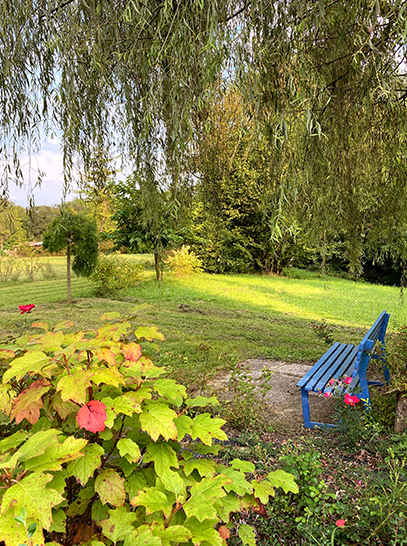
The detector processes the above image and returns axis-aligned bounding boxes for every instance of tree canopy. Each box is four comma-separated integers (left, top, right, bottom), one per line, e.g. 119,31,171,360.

2,0,407,273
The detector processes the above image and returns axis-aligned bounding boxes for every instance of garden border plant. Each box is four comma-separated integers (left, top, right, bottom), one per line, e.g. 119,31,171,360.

0,308,298,546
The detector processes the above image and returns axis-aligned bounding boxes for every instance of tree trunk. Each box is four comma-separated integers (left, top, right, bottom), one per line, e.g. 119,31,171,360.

394,391,407,433
154,249,162,282
67,238,72,303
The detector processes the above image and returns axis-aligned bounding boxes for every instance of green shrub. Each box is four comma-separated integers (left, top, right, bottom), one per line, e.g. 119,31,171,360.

164,245,203,277
90,255,143,295
0,311,297,545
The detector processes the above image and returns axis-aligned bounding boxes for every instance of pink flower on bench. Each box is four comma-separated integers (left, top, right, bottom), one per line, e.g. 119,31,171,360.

19,304,35,314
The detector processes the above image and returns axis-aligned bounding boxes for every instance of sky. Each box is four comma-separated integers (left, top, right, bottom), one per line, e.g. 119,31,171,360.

9,137,77,208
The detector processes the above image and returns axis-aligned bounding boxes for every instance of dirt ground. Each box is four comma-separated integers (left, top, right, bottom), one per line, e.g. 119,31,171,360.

208,359,337,434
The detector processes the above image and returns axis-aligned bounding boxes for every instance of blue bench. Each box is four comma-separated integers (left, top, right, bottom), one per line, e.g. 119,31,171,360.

297,311,390,428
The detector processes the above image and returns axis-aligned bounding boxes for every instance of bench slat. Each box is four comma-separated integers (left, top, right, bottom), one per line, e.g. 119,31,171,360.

296,342,340,388
305,343,354,391
314,344,359,392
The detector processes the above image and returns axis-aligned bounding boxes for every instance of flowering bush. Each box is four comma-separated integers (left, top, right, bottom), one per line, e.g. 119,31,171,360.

0,310,297,545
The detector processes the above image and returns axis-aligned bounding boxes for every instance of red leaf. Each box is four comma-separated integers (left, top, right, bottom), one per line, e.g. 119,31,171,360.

10,379,51,425
77,400,107,433
122,342,142,362
218,526,230,541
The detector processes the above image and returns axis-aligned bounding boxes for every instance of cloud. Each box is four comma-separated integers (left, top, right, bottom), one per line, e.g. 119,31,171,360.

9,147,78,207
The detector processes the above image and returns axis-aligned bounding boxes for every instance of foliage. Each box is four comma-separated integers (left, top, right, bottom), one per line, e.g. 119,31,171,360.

111,177,187,281
219,361,273,431
0,312,298,546
309,320,336,346
164,246,203,277
43,212,98,278
386,325,407,393
90,255,143,296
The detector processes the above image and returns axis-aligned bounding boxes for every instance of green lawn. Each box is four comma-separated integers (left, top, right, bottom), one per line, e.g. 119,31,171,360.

0,256,405,376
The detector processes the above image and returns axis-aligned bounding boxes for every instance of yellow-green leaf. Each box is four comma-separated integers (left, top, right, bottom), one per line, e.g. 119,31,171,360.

56,369,93,404
100,506,139,543
117,438,141,463
67,443,104,486
95,468,125,507
3,351,49,384
144,441,179,477
1,472,64,529
139,401,178,442
267,469,298,494
190,413,227,446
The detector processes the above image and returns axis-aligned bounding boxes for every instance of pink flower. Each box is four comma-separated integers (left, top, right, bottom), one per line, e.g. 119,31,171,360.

344,376,352,385
329,379,335,386
357,480,362,486
344,394,360,406
336,519,345,528
19,304,35,314
324,392,333,398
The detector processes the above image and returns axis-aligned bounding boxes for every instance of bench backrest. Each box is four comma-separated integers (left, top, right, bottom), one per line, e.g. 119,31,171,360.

353,310,390,378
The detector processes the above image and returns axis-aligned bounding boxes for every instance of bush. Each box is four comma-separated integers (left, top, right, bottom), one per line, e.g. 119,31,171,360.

0,312,297,545
164,245,203,277
90,255,143,295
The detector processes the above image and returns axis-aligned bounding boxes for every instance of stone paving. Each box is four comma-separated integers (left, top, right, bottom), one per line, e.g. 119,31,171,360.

208,359,336,433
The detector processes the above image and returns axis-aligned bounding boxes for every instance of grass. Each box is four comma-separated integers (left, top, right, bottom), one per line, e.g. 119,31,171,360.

0,255,406,380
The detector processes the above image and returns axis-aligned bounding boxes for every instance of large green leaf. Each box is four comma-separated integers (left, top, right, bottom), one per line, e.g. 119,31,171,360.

144,441,179,477
23,436,88,472
183,475,231,522
220,467,252,496
174,414,193,441
181,458,217,477
0,430,29,455
183,517,223,546
0,509,45,546
153,379,187,406
239,524,256,546
3,351,49,383
135,326,165,341
268,470,298,494
1,472,64,529
56,369,93,404
100,506,139,543
213,491,241,522
67,443,104,486
130,488,173,517
124,526,163,546
92,367,125,388
158,470,185,500
139,401,178,442
117,438,141,463
154,525,193,545
95,468,126,507
190,413,228,446
252,479,276,503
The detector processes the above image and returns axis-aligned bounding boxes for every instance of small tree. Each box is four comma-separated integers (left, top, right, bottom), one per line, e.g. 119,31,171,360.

43,212,98,303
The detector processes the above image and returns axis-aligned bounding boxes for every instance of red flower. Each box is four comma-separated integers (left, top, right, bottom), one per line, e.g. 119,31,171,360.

344,394,360,406
19,304,35,314
336,519,346,528
344,376,352,385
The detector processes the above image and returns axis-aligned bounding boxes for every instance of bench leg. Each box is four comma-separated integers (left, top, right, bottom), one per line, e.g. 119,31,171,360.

301,387,338,429
301,387,312,428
